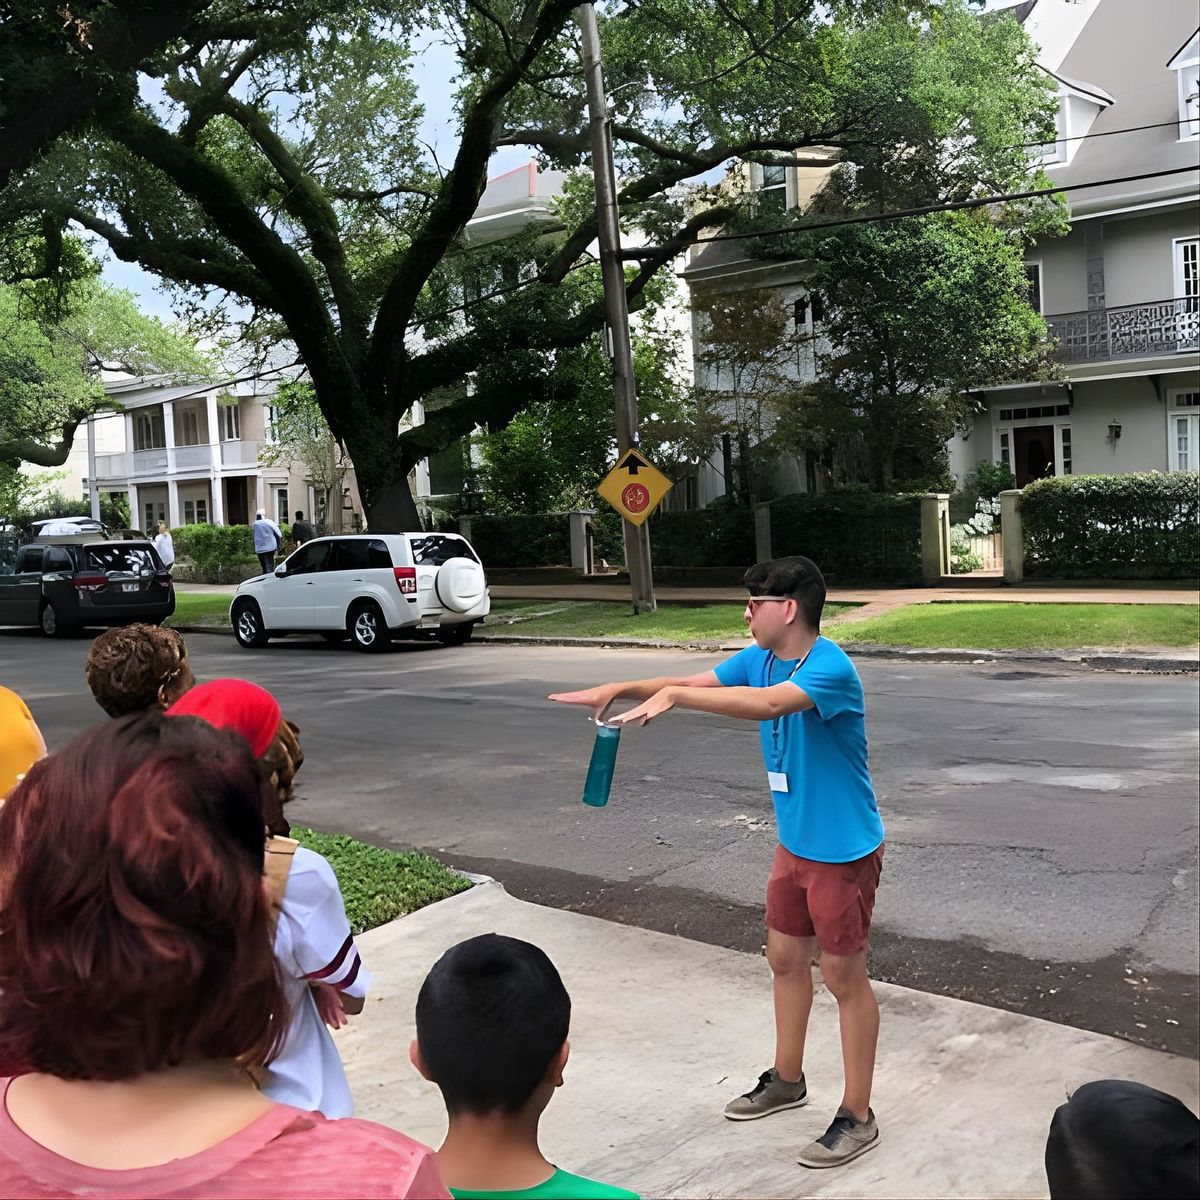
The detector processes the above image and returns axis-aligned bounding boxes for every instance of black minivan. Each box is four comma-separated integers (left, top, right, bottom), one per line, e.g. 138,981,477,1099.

0,538,175,637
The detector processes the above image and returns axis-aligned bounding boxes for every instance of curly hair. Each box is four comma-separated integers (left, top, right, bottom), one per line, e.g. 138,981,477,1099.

85,624,191,717
260,717,304,836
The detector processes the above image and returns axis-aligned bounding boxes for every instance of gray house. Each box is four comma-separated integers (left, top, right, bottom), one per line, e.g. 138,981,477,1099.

951,0,1200,486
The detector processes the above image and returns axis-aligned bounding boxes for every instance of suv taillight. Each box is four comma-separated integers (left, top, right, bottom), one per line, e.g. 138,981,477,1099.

156,569,173,588
73,572,108,592
393,566,417,595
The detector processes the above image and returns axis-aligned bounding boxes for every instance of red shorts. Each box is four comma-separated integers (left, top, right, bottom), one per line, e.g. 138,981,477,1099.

765,843,884,956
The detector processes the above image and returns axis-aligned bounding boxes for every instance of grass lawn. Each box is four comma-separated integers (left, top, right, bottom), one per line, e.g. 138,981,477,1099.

292,825,472,933
166,592,234,626
831,602,1199,650
482,599,856,643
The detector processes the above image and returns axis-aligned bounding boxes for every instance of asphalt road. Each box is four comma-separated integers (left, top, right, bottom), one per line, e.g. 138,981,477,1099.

3,629,1197,1057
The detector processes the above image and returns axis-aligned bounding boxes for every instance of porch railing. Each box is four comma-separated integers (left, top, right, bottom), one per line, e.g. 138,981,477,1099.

1046,297,1199,364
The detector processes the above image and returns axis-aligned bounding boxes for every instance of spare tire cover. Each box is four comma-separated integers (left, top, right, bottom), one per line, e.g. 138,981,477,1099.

434,556,486,613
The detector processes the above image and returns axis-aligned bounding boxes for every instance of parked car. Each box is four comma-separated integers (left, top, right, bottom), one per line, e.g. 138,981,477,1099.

0,534,175,637
230,532,489,651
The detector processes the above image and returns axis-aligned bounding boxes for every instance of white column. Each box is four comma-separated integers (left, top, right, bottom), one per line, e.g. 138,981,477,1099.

999,489,1024,584
128,483,141,532
167,479,181,528
161,402,177,473
206,390,224,523
87,416,101,520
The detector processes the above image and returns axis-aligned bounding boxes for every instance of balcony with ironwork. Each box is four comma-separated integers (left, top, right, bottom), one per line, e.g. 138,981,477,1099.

1046,297,1199,365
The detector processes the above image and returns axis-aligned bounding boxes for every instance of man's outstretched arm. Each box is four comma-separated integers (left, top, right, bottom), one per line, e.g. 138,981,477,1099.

549,669,721,719
613,682,815,726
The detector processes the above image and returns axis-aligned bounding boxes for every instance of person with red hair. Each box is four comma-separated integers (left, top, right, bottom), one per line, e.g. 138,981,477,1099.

0,713,447,1198
167,678,369,1119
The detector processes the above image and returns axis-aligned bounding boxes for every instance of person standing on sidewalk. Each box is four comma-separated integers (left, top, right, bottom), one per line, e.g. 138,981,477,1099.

292,510,316,547
548,556,885,1170
253,510,284,574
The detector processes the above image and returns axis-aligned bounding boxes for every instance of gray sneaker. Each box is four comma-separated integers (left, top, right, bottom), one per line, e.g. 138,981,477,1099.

723,1068,808,1121
797,1106,880,1168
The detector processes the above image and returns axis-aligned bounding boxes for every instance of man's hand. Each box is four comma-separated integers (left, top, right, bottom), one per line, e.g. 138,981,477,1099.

311,982,348,1029
611,687,676,726
547,683,623,720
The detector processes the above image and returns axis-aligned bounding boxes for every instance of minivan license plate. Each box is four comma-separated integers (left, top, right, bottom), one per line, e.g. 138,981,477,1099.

122,583,139,592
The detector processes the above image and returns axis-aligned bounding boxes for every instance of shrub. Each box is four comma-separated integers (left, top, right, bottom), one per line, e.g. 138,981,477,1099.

648,501,757,568
465,513,571,567
769,492,923,581
969,460,1016,499
1021,473,1200,579
949,525,983,573
171,523,290,583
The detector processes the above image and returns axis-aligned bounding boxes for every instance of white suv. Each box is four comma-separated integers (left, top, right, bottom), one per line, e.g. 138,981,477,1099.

230,532,488,651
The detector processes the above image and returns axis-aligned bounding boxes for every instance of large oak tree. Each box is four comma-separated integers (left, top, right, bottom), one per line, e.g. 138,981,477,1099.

3,0,1052,526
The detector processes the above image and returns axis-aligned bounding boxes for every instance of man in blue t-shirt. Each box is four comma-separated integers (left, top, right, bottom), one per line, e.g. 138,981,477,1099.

549,556,885,1170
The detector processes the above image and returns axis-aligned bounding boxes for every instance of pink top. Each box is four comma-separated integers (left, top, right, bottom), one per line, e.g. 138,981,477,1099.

0,1079,449,1199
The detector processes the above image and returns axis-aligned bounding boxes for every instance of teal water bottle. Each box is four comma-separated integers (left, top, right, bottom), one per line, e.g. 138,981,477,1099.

582,722,621,807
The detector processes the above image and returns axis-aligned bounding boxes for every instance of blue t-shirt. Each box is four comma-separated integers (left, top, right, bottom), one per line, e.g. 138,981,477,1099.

713,638,884,863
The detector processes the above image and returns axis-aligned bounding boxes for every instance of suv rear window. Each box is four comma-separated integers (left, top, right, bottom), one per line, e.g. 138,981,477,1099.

332,538,393,570
408,535,478,566
85,544,160,575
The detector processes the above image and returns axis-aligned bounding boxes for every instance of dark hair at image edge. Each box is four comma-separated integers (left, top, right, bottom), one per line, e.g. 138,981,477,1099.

744,555,827,630
416,933,571,1116
0,712,287,1080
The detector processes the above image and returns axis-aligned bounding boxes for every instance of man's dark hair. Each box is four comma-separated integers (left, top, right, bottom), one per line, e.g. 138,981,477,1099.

295,511,305,521
416,934,570,1116
743,556,827,630
1045,1079,1199,1200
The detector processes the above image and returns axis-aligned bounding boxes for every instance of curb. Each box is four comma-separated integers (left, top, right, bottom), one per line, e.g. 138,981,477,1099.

166,623,1199,673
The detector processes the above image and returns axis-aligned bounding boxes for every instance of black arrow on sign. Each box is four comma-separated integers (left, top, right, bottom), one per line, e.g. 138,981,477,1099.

617,452,644,475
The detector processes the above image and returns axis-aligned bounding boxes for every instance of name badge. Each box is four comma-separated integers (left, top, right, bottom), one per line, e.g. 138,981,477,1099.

767,771,789,793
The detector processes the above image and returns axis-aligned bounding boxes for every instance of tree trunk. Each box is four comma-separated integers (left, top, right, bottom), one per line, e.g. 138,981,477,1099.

365,476,422,532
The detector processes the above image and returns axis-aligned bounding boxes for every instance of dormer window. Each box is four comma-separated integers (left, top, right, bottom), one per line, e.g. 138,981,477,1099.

1168,30,1199,139
1038,69,1113,166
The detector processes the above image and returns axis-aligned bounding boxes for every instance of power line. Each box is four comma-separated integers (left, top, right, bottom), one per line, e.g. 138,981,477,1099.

671,164,1199,248
1018,118,1186,147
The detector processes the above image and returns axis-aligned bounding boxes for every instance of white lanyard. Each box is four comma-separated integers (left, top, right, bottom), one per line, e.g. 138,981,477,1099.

766,644,814,771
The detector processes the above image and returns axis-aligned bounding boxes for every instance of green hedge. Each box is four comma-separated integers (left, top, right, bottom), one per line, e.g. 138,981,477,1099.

172,523,290,580
648,504,757,568
465,514,571,568
1021,473,1200,579
769,492,923,581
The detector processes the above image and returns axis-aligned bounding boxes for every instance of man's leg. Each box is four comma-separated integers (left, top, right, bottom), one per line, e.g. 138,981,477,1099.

767,928,816,1084
817,948,878,1122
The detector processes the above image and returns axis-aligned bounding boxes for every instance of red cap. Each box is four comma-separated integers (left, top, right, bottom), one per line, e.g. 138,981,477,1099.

166,678,282,758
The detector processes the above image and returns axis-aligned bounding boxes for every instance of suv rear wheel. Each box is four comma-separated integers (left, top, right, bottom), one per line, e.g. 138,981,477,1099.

233,599,270,648
436,621,475,647
349,600,391,652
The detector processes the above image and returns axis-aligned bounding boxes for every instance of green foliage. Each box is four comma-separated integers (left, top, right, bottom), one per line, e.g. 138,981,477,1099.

466,514,572,568
172,522,258,571
291,826,471,935
769,492,923,581
0,468,128,532
2,0,1054,525
969,460,1016,499
1021,473,1200,580
648,502,757,568
949,525,983,574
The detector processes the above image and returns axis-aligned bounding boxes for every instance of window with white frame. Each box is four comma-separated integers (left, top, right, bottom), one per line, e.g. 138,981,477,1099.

998,430,1010,471
183,498,209,524
218,403,240,441
1168,390,1199,471
133,409,166,450
275,487,288,525
1169,32,1199,139
175,407,201,446
1023,263,1043,314
755,163,787,212
143,500,166,532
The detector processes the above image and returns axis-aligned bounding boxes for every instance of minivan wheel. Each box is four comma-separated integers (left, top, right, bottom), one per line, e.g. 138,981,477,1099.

349,601,391,652
232,599,270,648
39,602,73,638
436,621,474,647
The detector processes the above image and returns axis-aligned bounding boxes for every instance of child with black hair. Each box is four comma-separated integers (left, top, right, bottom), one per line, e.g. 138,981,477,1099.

411,935,638,1200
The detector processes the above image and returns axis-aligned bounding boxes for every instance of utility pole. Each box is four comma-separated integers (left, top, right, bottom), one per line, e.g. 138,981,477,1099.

576,2,656,613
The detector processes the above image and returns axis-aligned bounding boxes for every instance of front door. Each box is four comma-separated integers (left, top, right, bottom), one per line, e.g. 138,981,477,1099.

225,477,249,526
1013,425,1055,487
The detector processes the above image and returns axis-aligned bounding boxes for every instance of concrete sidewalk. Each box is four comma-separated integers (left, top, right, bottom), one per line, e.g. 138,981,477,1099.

334,882,1199,1199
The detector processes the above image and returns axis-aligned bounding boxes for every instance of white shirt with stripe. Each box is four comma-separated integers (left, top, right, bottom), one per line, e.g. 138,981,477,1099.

263,845,372,1117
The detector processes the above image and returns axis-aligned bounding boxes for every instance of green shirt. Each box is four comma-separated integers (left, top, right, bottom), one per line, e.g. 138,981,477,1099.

448,1167,639,1199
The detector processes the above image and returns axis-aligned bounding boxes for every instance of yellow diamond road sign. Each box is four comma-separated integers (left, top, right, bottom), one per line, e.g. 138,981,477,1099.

596,448,673,526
